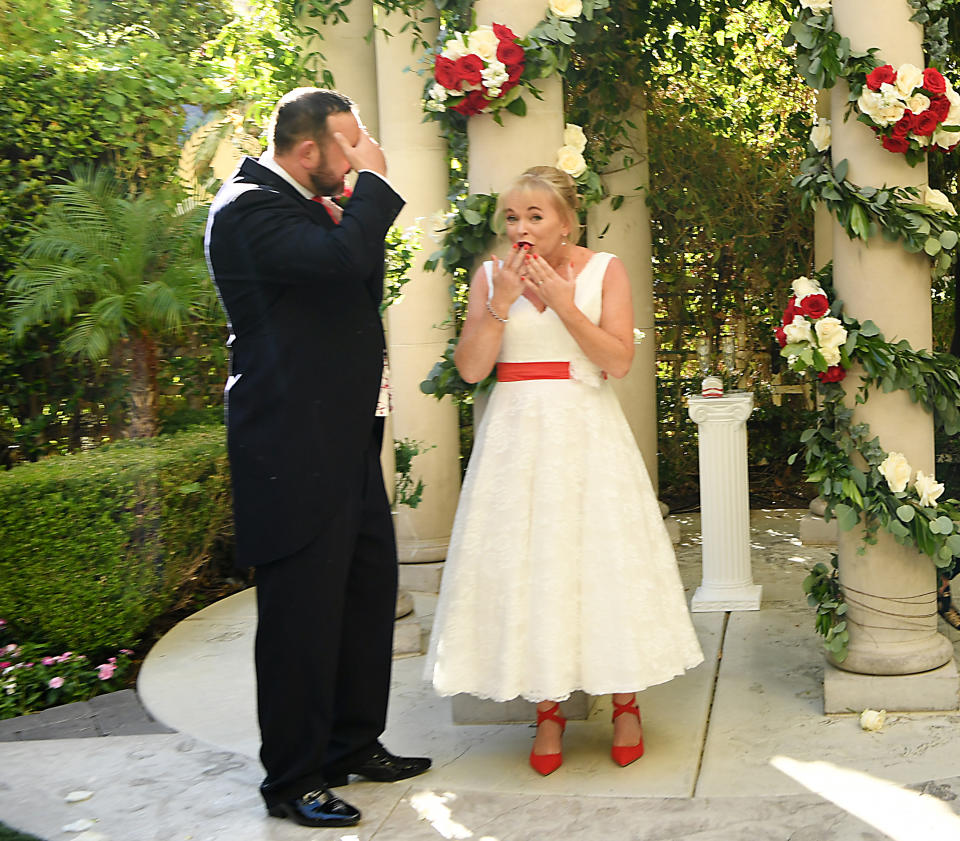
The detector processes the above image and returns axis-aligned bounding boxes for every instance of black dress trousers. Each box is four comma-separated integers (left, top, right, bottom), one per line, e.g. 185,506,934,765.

253,418,397,806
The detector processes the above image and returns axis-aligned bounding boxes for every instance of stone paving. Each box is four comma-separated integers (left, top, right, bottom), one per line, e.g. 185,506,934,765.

4,511,960,841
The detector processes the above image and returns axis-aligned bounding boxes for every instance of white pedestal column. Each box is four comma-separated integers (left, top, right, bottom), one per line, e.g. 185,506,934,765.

687,392,762,611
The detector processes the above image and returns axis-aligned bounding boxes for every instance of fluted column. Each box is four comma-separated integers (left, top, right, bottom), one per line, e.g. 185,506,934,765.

467,0,564,193
687,393,762,611
586,106,658,492
375,7,461,562
829,0,951,675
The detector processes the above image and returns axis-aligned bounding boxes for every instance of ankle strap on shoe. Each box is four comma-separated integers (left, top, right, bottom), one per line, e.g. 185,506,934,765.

536,702,566,728
612,697,639,720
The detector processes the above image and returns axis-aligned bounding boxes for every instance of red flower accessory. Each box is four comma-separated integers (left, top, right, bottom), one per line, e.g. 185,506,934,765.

913,109,940,137
923,67,947,95
818,365,847,384
866,64,897,91
929,95,951,122
882,134,910,154
799,293,830,319
434,56,460,90
454,55,484,86
497,40,524,66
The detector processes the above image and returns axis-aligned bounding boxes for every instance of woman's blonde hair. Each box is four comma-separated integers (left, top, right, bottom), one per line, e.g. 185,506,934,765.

496,165,581,239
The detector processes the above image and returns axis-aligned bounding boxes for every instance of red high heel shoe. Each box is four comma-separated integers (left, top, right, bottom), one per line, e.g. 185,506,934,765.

529,702,566,776
611,696,644,766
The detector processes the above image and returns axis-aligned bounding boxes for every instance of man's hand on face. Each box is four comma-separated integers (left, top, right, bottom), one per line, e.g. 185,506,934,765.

333,129,387,177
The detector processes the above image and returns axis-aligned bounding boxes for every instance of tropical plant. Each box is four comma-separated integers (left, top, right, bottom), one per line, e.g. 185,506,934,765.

8,166,216,438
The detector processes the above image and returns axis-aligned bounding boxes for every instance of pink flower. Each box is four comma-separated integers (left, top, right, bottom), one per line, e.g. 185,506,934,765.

0,619,6,627
120,649,133,656
42,657,57,666
49,677,64,689
0,662,10,669
97,663,116,681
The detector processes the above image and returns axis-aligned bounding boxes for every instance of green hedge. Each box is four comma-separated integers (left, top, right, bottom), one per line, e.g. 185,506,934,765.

0,426,232,653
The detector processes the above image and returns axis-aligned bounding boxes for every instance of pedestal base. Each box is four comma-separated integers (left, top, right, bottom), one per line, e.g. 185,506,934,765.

393,613,423,657
664,515,680,545
397,536,449,563
691,583,762,613
799,513,838,546
398,561,444,594
824,659,959,713
451,691,594,724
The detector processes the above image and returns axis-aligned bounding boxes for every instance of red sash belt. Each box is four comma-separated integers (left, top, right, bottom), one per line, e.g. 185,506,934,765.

496,361,571,381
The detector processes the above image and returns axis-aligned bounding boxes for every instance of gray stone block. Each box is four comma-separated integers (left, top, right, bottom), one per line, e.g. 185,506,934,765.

18,719,98,739
398,561,444,594
0,717,25,741
90,690,174,736
393,616,422,657
29,701,92,723
824,659,960,713
451,691,595,724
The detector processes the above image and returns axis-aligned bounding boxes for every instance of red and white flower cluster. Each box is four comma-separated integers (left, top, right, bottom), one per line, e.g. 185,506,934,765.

426,24,525,117
776,276,848,383
857,63,960,155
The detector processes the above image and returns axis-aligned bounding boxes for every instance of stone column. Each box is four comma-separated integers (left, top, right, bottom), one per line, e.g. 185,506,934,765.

467,0,565,193
586,106,679,542
303,0,379,138
825,0,955,701
687,393,762,611
375,7,461,567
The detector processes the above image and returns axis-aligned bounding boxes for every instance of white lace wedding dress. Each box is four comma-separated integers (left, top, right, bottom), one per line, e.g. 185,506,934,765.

425,251,704,702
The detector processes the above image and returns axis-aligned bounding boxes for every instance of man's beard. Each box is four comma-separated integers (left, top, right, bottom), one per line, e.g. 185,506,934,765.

309,169,344,197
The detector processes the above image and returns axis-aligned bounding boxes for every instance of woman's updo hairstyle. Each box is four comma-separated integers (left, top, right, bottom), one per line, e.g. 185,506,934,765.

496,165,581,239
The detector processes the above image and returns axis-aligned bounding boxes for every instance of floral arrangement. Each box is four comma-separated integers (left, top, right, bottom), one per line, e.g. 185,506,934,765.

425,23,527,118
855,63,960,164
0,618,133,719
555,122,587,178
775,275,848,384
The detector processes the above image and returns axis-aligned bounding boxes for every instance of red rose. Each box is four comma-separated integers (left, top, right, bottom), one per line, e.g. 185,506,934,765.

892,111,915,137
913,109,940,136
452,89,490,117
928,95,950,122
818,365,847,383
866,64,897,91
434,55,460,90
923,67,947,95
506,61,524,83
775,326,787,348
454,54,484,86
800,293,830,319
493,23,517,41
882,134,910,153
497,40,525,66
782,295,798,326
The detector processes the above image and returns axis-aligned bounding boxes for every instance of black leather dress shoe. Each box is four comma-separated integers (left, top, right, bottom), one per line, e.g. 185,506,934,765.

266,788,361,827
327,743,432,786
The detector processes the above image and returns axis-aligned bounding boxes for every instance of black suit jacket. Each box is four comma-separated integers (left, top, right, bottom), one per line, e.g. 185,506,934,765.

205,158,405,567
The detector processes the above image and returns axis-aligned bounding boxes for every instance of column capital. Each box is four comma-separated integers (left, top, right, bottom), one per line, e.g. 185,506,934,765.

687,392,754,425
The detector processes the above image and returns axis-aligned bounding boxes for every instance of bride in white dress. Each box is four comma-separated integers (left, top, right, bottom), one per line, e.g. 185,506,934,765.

424,166,703,775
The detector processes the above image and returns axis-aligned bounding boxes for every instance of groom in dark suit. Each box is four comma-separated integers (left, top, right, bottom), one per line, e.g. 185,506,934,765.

204,88,430,828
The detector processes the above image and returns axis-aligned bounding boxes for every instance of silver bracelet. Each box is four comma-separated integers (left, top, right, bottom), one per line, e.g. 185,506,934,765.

485,299,508,323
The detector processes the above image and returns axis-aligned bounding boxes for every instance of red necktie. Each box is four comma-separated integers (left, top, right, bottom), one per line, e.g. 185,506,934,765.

312,196,341,224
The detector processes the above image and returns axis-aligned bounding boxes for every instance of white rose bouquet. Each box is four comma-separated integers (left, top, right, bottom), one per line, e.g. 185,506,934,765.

775,276,848,383
855,63,960,165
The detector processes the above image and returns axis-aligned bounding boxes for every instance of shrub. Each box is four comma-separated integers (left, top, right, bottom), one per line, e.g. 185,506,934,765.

0,426,232,653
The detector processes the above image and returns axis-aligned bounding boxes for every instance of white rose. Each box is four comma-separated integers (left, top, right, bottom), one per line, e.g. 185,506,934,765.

791,275,822,301
810,118,831,152
858,89,901,126
907,92,931,114
563,123,587,153
467,26,500,62
820,343,842,366
784,314,814,345
923,187,957,216
429,83,448,102
916,134,931,147
441,33,470,60
555,145,587,178
799,0,832,11
549,0,583,18
878,451,912,494
914,471,945,507
814,316,847,350
860,709,886,731
895,63,925,97
933,126,960,149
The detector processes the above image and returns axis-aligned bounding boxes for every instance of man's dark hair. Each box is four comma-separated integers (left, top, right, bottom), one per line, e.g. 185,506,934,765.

270,88,354,154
